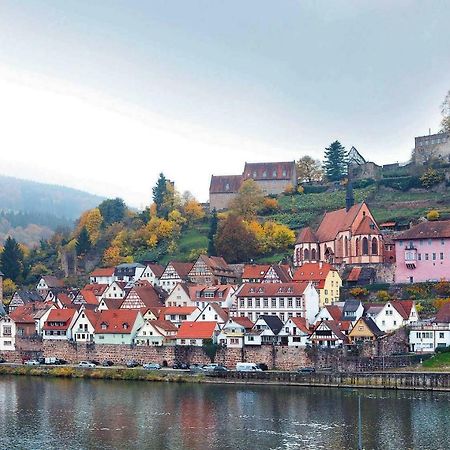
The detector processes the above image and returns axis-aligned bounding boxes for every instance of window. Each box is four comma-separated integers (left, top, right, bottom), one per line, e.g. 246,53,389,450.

264,299,268,308
296,299,301,307
362,237,369,255
440,253,444,260
288,299,293,307
240,300,245,308
371,238,378,255
248,299,252,307
418,253,422,261
425,254,429,260
256,299,260,308
271,299,276,308
433,253,436,260
439,332,445,339
279,299,284,307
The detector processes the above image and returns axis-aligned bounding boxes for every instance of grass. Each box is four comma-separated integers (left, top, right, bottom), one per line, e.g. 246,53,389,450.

422,352,450,370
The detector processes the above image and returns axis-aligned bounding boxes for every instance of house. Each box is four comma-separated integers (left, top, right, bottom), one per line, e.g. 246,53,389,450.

8,290,42,312
188,284,236,310
138,263,165,286
217,317,254,348
120,281,166,310
94,309,144,345
98,298,124,311
251,315,284,345
209,161,297,211
42,309,77,340
114,263,146,283
294,202,384,266
176,321,220,346
36,276,64,298
188,255,237,285
103,281,129,299
159,262,194,293
278,317,311,347
163,306,200,328
314,305,343,324
309,321,349,348
342,300,364,323
235,282,319,324
71,309,100,342
80,284,108,302
89,267,115,285
242,264,271,283
412,131,450,165
52,292,76,310
293,262,342,307
348,317,385,344
74,289,101,307
383,235,396,263
394,220,450,283
409,323,450,353
195,303,228,325
262,265,292,283
342,266,377,287
368,300,419,332
135,320,178,346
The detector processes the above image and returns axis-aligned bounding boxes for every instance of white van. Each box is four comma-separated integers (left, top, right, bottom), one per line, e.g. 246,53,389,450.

236,362,262,372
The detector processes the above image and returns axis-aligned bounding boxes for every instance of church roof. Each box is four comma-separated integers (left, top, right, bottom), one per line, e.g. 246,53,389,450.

354,215,380,235
315,203,363,242
296,227,319,244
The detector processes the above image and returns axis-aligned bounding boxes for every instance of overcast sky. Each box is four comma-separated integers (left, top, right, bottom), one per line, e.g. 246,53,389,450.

0,0,449,207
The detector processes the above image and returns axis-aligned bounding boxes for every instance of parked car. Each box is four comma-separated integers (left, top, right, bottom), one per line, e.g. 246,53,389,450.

202,363,220,372
256,363,269,371
143,363,161,370
297,367,315,373
56,358,67,365
78,361,96,368
25,359,40,366
0,357,6,364
213,365,229,373
101,360,114,367
173,361,190,370
236,363,262,372
190,364,204,374
126,360,139,368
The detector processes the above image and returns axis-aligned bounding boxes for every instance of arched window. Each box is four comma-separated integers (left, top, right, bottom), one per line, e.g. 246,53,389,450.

304,248,310,261
355,238,360,256
372,238,378,255
296,247,301,263
311,248,317,260
344,236,348,257
362,237,369,255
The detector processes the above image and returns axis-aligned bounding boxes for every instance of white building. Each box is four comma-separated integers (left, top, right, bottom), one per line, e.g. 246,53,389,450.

278,317,310,347
409,324,450,353
89,268,115,285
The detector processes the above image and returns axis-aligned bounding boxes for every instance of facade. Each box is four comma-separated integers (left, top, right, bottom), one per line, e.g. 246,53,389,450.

36,276,64,298
8,290,42,312
251,315,284,345
71,309,100,343
103,281,129,300
120,282,165,310
209,161,297,211
196,303,228,325
175,321,219,346
94,310,144,345
159,262,194,293
278,317,310,347
138,263,165,286
394,220,450,283
293,262,341,307
188,255,237,285
309,321,348,348
135,320,178,346
114,263,146,283
235,282,319,324
217,317,254,348
0,315,15,351
413,132,450,165
409,324,450,353
348,317,384,344
42,309,77,340
163,307,200,328
89,268,115,285
294,202,384,266
366,300,418,332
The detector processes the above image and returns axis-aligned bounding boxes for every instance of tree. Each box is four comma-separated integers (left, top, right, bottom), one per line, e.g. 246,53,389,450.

420,168,445,188
160,181,181,219
208,209,218,256
296,156,323,183
76,227,91,256
184,199,205,224
84,208,103,244
152,173,168,217
0,237,23,282
230,179,265,219
441,90,450,133
323,141,347,181
427,210,440,221
215,214,259,263
2,278,17,301
98,198,126,226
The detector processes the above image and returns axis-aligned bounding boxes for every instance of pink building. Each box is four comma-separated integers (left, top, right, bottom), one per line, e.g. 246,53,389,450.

394,221,450,283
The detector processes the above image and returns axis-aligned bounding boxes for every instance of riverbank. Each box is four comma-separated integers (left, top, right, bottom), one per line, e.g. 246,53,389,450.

2,364,450,391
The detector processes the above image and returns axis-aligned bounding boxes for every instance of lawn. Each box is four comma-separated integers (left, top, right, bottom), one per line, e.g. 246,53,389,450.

422,351,450,370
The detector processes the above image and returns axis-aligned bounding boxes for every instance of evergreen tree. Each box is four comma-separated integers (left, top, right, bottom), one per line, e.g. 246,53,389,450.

0,236,23,282
323,141,347,181
98,198,126,226
76,227,91,256
208,209,218,256
152,173,168,217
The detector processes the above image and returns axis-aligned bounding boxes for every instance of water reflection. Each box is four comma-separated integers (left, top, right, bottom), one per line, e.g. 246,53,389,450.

0,376,449,450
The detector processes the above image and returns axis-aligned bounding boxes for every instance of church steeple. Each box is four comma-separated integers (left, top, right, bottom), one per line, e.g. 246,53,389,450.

346,179,354,212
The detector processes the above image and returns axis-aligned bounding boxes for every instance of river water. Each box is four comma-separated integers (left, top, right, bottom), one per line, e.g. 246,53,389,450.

0,376,449,450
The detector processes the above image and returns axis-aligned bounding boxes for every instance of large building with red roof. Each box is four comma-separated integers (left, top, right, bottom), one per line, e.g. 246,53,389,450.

294,202,384,266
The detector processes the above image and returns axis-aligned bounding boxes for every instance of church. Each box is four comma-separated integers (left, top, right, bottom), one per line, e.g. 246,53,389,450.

294,195,384,267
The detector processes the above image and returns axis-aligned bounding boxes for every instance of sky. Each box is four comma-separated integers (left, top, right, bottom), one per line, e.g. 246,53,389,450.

0,0,449,207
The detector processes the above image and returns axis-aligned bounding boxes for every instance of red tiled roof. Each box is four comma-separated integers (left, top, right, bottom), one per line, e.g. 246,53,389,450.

164,306,198,315
231,317,254,330
94,309,140,334
435,302,450,323
237,282,308,297
293,262,334,282
90,267,115,277
187,284,233,302
354,215,380,235
324,305,343,321
394,220,450,240
146,263,165,278
9,305,37,323
168,262,195,278
56,293,73,307
83,284,108,296
102,298,124,309
209,175,243,194
295,227,318,244
242,264,270,280
152,320,178,332
129,285,164,308
176,321,217,339
243,161,295,181
347,267,362,282
79,290,99,305
380,222,396,227
269,265,292,282
391,300,414,320
316,203,363,242
289,316,310,334
43,309,76,331
42,276,64,288
197,255,235,277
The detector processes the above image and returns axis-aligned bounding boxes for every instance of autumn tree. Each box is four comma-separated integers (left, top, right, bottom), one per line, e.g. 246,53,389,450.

296,156,323,183
0,237,23,282
215,214,259,263
76,227,91,256
184,199,205,224
98,198,126,226
103,246,125,266
323,141,347,181
2,278,17,300
230,179,265,219
208,209,218,256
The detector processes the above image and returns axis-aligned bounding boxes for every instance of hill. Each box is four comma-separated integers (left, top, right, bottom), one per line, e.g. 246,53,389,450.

0,175,104,220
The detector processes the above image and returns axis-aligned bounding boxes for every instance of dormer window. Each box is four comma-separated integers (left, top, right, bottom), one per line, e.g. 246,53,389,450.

123,323,129,330
262,171,267,177
272,170,277,177
253,171,257,178
225,183,230,191
101,323,107,330
282,170,287,177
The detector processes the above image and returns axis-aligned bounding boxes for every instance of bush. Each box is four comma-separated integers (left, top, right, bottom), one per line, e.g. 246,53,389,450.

349,287,369,298
260,198,280,215
352,178,376,189
435,345,450,354
427,210,440,221
379,176,422,191
420,168,445,189
376,290,391,302
302,185,329,194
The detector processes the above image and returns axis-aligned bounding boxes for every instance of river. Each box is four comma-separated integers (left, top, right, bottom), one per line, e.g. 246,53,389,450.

0,376,449,449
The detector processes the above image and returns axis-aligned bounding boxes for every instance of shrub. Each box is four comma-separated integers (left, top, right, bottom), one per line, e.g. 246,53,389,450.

427,210,440,221
379,176,422,191
302,185,329,194
433,298,450,310
352,178,376,189
376,290,391,302
260,198,279,215
434,280,450,297
435,345,450,354
420,168,445,189
297,185,305,194
283,184,295,195
349,287,369,298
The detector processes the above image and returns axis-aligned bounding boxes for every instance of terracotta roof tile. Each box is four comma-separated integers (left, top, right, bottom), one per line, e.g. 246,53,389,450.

394,220,450,240
242,265,271,280
209,175,243,194
243,161,296,181
316,203,363,242
295,227,319,244
94,309,140,334
354,216,380,235
293,262,333,282
90,267,115,277
238,283,308,297
176,321,217,339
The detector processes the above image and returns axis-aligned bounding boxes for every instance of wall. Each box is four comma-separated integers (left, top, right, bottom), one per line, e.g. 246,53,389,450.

209,192,238,211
